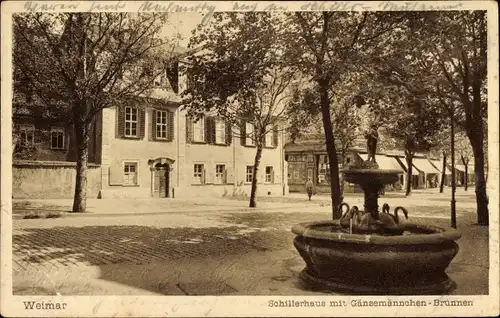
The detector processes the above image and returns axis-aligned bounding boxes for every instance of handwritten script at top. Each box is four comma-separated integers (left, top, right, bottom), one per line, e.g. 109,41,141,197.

23,1,466,15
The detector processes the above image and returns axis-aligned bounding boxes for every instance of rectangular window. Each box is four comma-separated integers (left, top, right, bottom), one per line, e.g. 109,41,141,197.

193,118,205,142
265,125,273,147
193,164,204,184
156,110,168,139
50,127,65,149
123,162,138,185
245,123,255,146
125,107,138,137
19,124,35,146
246,165,254,183
265,166,274,183
215,119,226,144
215,164,226,184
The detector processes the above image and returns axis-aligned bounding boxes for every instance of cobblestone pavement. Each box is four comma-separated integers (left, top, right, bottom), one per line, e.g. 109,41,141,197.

12,208,481,270
11,197,489,295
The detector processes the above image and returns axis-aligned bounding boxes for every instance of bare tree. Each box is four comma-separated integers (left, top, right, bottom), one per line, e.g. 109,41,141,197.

14,12,177,212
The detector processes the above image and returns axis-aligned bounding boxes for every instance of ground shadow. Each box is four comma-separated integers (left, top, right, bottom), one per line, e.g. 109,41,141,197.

13,213,488,296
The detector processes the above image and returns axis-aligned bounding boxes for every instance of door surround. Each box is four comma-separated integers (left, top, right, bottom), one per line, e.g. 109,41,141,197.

149,157,175,198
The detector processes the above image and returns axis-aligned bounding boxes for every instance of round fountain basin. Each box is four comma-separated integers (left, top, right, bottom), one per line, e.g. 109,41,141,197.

292,220,461,295
342,168,401,185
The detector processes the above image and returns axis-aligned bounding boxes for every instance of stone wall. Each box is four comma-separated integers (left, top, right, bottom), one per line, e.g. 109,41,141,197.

12,161,102,199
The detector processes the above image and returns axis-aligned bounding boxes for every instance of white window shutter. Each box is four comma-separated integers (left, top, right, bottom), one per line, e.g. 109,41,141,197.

226,167,234,184
206,166,214,184
109,164,123,186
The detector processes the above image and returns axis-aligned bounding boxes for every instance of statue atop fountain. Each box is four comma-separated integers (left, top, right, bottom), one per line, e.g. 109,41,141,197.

365,124,379,164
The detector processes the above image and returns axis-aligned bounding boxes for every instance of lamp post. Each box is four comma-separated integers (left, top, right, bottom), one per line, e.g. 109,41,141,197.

450,112,457,229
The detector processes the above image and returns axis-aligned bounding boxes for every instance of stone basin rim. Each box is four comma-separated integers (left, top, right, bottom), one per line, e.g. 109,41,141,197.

292,220,461,245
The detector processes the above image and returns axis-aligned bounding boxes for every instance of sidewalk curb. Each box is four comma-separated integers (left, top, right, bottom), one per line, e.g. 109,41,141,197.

12,204,326,220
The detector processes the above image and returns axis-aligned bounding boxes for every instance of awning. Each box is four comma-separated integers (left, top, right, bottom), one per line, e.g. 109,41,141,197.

468,165,475,174
455,164,474,174
392,156,419,175
359,154,405,172
430,160,452,175
413,158,441,174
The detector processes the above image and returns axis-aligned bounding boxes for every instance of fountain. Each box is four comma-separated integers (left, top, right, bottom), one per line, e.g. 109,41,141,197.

291,126,461,295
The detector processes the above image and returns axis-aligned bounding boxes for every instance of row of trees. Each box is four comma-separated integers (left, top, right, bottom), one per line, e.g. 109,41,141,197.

13,11,489,225
183,11,489,225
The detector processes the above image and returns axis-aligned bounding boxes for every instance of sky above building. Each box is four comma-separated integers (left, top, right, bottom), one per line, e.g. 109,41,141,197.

163,12,206,48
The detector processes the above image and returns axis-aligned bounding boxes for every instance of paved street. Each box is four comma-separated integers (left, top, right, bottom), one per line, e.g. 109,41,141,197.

11,190,489,296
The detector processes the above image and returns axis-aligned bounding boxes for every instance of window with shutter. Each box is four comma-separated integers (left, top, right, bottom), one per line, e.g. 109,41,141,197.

204,116,211,143
193,164,204,184
215,164,226,184
225,121,232,145
245,122,255,146
245,166,254,183
139,109,146,139
109,165,124,185
116,107,125,138
209,117,217,144
214,118,226,144
265,124,273,147
123,162,138,185
151,109,157,140
240,121,246,146
225,167,234,184
124,107,139,138
272,125,279,148
193,117,205,142
186,116,193,142
265,166,274,183
167,110,174,141
155,110,168,140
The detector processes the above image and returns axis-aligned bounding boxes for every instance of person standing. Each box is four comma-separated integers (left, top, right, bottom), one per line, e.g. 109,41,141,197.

305,179,314,201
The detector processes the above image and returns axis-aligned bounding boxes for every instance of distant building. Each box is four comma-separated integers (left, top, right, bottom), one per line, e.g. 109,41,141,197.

284,137,459,193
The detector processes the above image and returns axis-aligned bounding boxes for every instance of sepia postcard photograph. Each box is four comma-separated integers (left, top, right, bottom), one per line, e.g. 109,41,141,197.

1,1,499,317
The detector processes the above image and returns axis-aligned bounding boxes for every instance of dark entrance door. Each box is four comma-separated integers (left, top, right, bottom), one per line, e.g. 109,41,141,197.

153,163,170,198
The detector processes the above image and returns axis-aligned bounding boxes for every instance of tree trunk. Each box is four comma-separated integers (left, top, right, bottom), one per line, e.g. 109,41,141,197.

404,151,414,196
72,120,90,212
450,120,456,228
318,82,342,219
249,145,263,208
470,137,489,226
440,152,447,193
339,149,346,197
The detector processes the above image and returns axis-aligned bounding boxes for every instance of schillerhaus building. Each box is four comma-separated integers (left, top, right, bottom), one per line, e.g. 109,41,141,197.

12,49,287,199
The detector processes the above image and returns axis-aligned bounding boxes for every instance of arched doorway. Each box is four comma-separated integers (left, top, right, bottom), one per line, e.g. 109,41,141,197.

149,158,175,198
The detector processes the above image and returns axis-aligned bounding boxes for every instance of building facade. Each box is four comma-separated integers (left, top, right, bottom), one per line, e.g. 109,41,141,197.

12,55,287,199
99,102,287,199
284,140,463,194
285,140,344,193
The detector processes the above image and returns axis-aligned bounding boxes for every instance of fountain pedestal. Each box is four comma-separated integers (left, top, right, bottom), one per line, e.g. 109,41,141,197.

362,183,381,221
